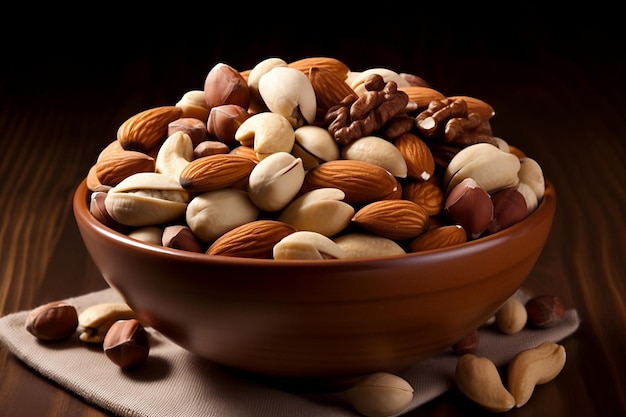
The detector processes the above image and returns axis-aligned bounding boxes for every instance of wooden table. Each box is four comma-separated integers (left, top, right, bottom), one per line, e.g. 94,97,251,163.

1,16,624,416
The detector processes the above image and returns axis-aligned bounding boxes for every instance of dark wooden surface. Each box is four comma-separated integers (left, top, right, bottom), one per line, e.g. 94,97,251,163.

1,11,625,416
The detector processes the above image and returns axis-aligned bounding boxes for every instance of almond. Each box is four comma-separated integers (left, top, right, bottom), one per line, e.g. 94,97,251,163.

229,144,259,161
407,224,467,252
301,160,399,205
447,95,495,120
86,164,103,191
308,67,356,113
402,180,444,216
207,220,296,258
117,106,183,153
288,57,350,80
97,139,126,161
398,86,445,111
95,145,156,187
394,132,435,181
179,154,256,193
352,199,430,241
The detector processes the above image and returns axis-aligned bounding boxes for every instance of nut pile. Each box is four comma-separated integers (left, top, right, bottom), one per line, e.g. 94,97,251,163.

86,56,546,259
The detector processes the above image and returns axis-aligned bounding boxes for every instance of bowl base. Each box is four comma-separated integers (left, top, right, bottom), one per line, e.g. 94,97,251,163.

196,357,397,392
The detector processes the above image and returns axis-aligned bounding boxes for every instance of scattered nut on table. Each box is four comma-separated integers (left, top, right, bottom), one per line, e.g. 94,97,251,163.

455,339,567,412
78,302,139,343
507,341,566,407
495,295,528,335
103,318,150,369
455,354,516,412
25,301,78,341
451,329,480,355
347,372,414,417
525,295,566,328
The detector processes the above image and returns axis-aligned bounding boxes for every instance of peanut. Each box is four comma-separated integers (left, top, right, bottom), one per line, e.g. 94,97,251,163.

495,295,527,334
347,372,414,417
507,341,566,407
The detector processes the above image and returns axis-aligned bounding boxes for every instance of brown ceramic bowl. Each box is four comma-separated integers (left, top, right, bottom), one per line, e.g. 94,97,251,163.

73,178,556,386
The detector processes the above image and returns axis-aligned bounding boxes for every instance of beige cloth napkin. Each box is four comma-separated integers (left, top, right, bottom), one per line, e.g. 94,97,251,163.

0,288,580,417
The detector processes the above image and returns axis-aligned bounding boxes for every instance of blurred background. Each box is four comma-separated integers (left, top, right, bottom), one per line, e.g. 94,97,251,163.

3,9,622,111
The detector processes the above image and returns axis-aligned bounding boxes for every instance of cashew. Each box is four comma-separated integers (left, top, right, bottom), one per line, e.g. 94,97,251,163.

347,372,414,417
258,66,317,127
455,354,515,413
348,68,411,97
277,188,354,237
341,135,408,178
517,156,545,201
155,131,194,179
186,188,259,243
507,341,566,408
495,295,528,335
247,151,305,212
234,112,295,160
292,125,340,170
515,182,539,215
333,233,406,258
444,142,521,195
246,57,288,114
78,302,138,343
273,231,346,260
104,172,189,227
492,136,511,152
175,89,210,121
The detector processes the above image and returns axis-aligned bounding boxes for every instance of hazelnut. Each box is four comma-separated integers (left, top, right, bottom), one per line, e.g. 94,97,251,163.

487,187,527,234
193,140,231,159
25,301,78,341
444,177,494,239
451,329,480,355
162,225,204,253
103,319,150,368
89,191,131,234
207,104,250,148
167,117,209,148
203,63,250,110
525,295,566,328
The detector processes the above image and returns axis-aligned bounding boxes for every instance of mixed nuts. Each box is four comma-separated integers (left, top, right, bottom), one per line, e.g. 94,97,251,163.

22,56,564,416
450,292,569,412
86,56,546,259
25,300,149,369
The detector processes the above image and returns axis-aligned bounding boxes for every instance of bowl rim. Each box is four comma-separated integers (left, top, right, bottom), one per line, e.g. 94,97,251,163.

73,177,556,269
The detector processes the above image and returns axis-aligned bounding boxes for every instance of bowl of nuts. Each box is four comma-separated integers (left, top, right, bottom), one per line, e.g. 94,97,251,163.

73,56,556,386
